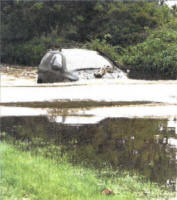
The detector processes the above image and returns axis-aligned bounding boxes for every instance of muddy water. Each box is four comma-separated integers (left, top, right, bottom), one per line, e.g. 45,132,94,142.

1,114,177,191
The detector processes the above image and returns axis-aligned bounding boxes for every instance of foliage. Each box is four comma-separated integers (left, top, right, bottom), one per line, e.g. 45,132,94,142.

121,23,177,79
0,141,174,200
3,32,63,66
1,1,177,79
1,1,174,68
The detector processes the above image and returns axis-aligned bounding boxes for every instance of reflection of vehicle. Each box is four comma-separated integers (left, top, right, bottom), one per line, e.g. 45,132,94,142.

37,49,126,83
167,118,177,134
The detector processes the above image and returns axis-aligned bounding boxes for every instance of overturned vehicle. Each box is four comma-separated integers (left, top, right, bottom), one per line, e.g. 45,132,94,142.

37,49,126,83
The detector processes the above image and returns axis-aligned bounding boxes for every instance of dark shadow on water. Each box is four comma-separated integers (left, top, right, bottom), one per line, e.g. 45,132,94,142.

0,100,152,108
1,116,177,188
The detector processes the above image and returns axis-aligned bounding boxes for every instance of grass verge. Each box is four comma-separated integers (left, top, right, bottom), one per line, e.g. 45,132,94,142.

0,142,174,200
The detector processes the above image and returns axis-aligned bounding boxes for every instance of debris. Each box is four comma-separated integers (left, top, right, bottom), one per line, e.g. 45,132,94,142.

105,66,114,73
102,189,114,195
94,68,106,78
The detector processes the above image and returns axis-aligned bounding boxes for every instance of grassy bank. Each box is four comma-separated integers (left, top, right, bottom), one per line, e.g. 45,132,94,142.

0,142,174,200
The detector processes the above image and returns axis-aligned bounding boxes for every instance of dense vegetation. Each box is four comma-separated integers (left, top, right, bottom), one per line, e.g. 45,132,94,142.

121,21,177,79
1,1,177,79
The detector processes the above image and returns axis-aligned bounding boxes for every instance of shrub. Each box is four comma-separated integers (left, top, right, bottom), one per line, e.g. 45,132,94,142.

2,33,64,66
121,25,177,79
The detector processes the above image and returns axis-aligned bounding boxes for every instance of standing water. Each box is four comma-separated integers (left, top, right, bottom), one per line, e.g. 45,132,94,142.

1,115,177,192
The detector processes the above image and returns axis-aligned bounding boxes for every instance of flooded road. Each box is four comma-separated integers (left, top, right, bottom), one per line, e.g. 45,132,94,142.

1,80,177,104
1,66,177,196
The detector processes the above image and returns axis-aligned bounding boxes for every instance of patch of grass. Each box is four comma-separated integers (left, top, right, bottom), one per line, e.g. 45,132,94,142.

0,142,174,200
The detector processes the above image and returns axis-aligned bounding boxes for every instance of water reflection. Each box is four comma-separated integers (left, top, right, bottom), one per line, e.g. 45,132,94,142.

1,116,177,189
168,118,177,135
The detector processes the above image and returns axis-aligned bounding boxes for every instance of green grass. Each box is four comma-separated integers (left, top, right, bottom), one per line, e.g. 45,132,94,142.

0,142,174,200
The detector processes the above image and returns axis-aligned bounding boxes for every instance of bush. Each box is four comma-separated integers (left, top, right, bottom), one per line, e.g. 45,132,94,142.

121,25,177,79
1,1,174,67
2,32,65,66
